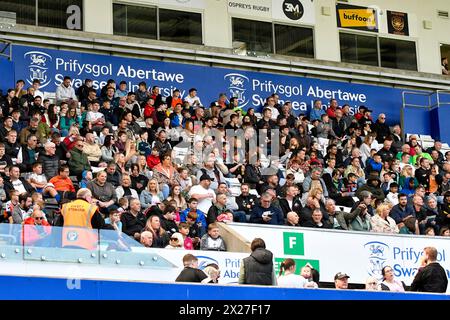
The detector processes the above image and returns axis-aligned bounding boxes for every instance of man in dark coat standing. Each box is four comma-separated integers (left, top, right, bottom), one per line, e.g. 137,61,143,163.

238,238,275,285
410,247,448,293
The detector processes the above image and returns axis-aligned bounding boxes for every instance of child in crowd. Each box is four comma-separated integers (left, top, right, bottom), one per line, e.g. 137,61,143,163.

138,131,152,157
176,167,193,195
105,210,122,232
178,222,194,250
200,223,227,251
386,182,399,206
146,147,160,169
79,170,93,189
345,173,358,196
27,163,60,202
117,197,129,213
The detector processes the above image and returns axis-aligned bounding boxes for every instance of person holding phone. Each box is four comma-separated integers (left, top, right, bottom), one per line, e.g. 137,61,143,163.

250,192,284,225
410,247,448,293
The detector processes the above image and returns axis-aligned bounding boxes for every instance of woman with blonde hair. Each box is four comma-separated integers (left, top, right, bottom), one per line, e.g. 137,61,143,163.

142,215,169,248
360,135,374,163
399,165,418,196
62,124,80,151
139,178,165,209
370,203,399,234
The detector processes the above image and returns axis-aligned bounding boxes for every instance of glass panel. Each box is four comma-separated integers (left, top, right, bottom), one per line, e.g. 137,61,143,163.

340,32,378,67
99,229,177,269
275,24,314,58
112,3,127,36
125,4,157,40
112,4,157,39
0,223,24,260
380,38,417,71
232,18,273,55
38,0,83,30
23,225,99,264
0,0,36,26
159,9,202,45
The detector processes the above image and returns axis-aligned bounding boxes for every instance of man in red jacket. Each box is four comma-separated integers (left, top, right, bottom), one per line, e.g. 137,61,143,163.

23,209,52,246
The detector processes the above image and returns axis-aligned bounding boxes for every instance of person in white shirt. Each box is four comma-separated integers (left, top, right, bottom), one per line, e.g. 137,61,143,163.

184,88,202,107
277,258,308,288
386,183,399,206
86,100,106,132
55,76,77,104
32,79,45,99
189,175,216,213
265,96,279,120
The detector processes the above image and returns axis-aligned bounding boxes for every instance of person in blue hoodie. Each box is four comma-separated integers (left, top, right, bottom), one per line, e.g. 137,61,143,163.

309,100,326,121
79,170,93,189
366,153,383,176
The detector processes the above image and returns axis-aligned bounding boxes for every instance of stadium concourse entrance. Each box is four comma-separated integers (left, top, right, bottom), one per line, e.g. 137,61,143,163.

402,90,450,144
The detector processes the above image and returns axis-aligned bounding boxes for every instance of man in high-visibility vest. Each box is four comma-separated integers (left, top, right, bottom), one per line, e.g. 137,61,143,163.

55,188,107,250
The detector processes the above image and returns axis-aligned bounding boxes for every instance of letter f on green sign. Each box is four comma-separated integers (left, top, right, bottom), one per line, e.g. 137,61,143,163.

283,232,304,255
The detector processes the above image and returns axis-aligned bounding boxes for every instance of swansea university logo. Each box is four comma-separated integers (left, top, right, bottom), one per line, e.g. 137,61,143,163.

364,241,389,280
224,73,249,109
24,51,52,89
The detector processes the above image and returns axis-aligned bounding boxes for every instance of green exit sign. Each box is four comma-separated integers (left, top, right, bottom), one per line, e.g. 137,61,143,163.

283,232,304,255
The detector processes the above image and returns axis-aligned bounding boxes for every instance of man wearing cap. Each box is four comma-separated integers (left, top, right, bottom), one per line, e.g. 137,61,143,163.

189,174,216,214
334,272,350,289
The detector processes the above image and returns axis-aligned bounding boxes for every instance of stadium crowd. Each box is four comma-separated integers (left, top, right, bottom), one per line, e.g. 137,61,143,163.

0,75,450,253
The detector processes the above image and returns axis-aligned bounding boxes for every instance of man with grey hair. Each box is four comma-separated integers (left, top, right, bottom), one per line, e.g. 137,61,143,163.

140,231,153,248
325,198,349,230
250,192,284,225
373,113,390,143
38,141,60,180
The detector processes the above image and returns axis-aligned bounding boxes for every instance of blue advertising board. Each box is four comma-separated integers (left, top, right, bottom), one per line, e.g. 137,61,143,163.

0,58,14,96
12,45,407,123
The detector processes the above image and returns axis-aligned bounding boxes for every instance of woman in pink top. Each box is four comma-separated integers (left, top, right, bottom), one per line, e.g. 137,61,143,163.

380,266,406,292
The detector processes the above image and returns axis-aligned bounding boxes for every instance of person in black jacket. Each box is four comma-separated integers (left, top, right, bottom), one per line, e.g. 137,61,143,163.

437,191,450,229
238,238,275,285
372,113,391,144
279,185,303,218
236,183,258,217
244,158,264,193
37,141,60,180
410,247,448,293
121,198,146,238
377,138,396,163
415,158,431,191
175,254,208,283
160,205,178,236
250,193,284,225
